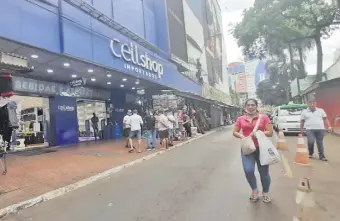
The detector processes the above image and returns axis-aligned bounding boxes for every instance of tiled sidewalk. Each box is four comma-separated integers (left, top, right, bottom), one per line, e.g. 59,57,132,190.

0,139,176,209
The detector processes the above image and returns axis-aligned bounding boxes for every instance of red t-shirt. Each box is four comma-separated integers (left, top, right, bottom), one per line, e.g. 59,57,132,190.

235,114,271,147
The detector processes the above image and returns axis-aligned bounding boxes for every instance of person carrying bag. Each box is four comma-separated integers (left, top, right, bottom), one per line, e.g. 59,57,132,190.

233,99,274,203
241,114,262,155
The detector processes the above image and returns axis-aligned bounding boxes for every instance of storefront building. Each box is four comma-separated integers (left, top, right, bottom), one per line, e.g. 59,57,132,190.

0,0,203,149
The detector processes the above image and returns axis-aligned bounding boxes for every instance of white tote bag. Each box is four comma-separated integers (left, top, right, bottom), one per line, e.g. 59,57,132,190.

256,130,281,166
241,115,262,155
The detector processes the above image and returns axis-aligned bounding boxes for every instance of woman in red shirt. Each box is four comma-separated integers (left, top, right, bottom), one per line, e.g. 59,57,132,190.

233,99,273,203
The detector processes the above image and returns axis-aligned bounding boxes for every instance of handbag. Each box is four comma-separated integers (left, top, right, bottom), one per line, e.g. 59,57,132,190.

241,114,262,155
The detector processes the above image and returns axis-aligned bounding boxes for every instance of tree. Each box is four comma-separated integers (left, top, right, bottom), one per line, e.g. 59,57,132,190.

274,0,340,80
234,0,340,82
233,2,313,88
256,79,288,106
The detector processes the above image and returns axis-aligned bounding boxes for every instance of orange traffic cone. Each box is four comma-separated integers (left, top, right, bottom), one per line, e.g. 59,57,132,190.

295,134,310,166
277,129,288,150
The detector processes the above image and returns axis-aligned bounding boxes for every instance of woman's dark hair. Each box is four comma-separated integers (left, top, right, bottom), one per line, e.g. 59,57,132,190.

244,99,258,107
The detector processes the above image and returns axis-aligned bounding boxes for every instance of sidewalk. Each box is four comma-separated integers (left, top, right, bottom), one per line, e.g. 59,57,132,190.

0,136,188,210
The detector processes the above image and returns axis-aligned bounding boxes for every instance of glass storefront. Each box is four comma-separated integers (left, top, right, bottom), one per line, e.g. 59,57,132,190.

11,95,50,149
76,99,107,142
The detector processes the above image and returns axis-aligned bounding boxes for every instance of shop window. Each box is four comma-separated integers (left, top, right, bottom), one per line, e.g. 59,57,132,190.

77,99,107,142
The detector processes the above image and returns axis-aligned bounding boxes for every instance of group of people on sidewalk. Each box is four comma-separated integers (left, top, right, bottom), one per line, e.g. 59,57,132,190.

122,109,192,153
233,98,332,204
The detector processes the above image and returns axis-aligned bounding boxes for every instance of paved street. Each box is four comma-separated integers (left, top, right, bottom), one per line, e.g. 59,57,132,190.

2,129,340,221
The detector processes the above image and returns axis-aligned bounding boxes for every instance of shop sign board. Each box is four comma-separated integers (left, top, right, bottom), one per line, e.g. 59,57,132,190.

69,78,86,88
13,76,110,100
110,39,164,80
203,84,232,105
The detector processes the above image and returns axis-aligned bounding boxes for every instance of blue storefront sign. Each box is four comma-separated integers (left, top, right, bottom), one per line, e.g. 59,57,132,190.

49,96,79,146
0,0,202,95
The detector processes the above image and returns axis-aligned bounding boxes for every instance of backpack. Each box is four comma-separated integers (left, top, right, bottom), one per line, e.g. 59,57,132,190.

6,101,19,129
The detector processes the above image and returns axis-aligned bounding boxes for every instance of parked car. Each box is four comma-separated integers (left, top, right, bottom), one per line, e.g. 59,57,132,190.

272,104,307,134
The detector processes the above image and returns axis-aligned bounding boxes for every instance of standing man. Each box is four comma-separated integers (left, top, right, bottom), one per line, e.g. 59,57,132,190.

91,113,99,141
144,111,156,150
167,110,176,147
154,110,160,145
300,100,332,161
128,109,143,153
123,110,132,148
183,112,192,137
158,110,169,150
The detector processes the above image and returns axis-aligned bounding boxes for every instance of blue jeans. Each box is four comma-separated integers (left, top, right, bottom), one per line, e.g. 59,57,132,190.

145,130,153,148
152,128,157,147
306,129,325,158
241,149,271,193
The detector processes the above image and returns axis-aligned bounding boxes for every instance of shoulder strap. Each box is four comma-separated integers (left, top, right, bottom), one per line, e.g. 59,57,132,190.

252,114,262,133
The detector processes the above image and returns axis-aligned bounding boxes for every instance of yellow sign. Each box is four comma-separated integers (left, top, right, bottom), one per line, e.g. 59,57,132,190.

203,84,232,105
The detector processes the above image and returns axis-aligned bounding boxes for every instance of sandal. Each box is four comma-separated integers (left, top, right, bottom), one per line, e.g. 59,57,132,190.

262,195,272,203
249,194,259,203
128,149,134,153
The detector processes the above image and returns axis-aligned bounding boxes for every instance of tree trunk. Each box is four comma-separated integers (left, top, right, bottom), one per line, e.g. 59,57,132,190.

337,0,340,8
314,31,323,81
297,46,305,78
288,45,295,79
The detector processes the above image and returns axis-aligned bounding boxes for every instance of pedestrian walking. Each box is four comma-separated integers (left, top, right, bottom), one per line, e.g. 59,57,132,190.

300,100,332,161
158,110,169,150
233,98,273,203
145,111,156,150
128,109,143,153
123,110,132,148
91,113,99,141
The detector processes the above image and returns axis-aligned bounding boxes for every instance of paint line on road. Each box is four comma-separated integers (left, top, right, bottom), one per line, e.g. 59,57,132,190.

0,126,230,219
281,153,293,178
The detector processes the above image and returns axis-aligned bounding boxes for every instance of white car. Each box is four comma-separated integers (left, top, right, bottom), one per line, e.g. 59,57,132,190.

272,104,307,134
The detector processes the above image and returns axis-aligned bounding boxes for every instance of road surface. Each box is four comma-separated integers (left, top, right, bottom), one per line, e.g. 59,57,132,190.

1,129,309,221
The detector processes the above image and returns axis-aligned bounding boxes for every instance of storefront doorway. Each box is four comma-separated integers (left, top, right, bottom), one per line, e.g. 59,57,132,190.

76,99,107,142
11,95,50,150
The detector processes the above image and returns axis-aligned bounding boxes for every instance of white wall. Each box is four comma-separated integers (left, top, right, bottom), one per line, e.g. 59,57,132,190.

325,59,340,80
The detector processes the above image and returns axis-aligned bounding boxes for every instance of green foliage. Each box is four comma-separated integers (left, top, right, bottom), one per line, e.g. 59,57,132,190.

256,79,288,106
233,0,340,82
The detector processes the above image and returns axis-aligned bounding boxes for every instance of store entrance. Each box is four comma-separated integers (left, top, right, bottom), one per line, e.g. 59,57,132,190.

11,95,50,150
76,99,107,142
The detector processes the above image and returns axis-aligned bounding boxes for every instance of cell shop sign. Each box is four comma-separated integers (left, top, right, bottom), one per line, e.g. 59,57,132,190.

110,39,164,80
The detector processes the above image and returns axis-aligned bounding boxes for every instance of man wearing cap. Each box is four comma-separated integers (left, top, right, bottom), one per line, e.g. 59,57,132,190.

300,100,332,161
123,110,132,148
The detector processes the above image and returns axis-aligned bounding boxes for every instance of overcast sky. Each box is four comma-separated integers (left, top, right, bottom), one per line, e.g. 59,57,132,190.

220,0,340,74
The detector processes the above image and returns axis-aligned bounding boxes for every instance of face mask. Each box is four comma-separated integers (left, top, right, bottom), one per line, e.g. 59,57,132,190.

246,109,257,115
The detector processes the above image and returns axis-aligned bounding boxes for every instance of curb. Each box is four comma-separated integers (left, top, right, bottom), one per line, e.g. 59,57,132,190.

0,126,230,218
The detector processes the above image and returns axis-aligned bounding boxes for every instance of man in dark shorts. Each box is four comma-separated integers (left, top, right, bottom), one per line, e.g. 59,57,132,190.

123,110,132,148
158,110,169,149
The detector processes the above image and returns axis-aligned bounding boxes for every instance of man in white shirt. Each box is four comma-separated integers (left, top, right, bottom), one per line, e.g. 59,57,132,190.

167,110,176,146
123,110,132,148
300,100,332,161
128,109,143,153
158,110,169,149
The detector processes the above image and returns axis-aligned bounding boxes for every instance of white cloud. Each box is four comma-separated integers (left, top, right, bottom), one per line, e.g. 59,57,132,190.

221,0,340,74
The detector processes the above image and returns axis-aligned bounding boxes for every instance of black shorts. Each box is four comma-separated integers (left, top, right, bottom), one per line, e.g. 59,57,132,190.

123,128,131,137
159,130,169,139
